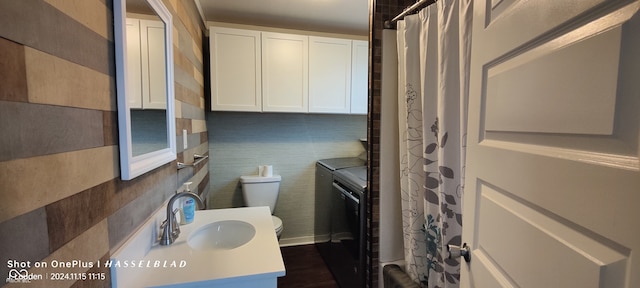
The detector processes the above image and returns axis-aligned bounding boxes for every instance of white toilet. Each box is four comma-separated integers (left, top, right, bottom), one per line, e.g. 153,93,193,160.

240,175,284,239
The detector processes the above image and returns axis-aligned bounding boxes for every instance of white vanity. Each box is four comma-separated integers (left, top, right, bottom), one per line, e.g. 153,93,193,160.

110,207,285,287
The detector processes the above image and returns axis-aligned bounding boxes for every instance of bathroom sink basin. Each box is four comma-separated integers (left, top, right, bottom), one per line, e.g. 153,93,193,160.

111,207,285,288
187,220,256,250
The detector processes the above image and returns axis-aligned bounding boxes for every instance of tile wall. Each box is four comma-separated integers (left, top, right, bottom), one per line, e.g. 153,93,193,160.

368,0,422,286
0,0,208,287
207,112,367,244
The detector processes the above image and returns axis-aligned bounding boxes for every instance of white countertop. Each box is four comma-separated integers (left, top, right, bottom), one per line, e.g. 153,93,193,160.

111,207,285,288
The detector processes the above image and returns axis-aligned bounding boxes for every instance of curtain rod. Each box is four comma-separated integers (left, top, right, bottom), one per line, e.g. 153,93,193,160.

384,0,435,28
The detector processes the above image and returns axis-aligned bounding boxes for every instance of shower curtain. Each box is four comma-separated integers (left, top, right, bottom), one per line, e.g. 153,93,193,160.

396,0,471,287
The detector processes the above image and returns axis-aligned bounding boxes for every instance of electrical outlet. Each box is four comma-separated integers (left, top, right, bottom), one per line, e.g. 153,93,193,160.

183,129,188,149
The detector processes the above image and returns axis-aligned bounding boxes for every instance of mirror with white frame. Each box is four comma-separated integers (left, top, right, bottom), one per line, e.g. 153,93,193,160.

114,0,176,180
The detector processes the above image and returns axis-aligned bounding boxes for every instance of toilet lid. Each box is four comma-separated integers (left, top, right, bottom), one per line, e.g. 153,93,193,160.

272,216,283,231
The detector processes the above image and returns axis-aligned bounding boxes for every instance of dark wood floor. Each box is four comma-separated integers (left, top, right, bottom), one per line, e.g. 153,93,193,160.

278,244,339,288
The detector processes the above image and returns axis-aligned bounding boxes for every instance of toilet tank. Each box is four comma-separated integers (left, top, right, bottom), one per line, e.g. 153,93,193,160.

240,175,281,213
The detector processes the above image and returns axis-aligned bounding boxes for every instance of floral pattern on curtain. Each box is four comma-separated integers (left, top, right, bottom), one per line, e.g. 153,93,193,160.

397,16,428,284
397,0,471,287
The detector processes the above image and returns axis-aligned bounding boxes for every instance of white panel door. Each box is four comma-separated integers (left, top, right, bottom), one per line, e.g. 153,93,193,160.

462,1,640,287
351,40,369,115
261,32,308,113
309,36,352,114
210,27,262,112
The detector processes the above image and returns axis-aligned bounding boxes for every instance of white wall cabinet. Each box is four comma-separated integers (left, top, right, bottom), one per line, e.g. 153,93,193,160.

210,27,262,112
261,32,309,113
209,25,368,114
350,40,369,115
126,18,167,110
308,36,352,114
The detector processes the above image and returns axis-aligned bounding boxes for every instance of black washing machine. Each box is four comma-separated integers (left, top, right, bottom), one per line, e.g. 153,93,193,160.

315,157,367,288
330,166,367,288
315,158,364,244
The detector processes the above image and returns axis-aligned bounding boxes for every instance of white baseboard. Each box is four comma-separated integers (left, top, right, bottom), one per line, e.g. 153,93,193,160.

278,235,316,247
314,233,330,243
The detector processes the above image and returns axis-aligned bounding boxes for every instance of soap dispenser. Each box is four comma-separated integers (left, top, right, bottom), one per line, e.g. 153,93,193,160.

179,182,196,225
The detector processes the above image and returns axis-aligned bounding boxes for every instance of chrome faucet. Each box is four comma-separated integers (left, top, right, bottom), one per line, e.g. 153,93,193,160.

159,191,205,245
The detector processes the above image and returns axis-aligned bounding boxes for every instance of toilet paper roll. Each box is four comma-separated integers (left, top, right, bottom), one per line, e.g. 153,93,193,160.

261,165,273,177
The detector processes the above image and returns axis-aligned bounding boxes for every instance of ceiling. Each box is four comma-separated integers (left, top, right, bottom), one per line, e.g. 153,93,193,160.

196,0,370,36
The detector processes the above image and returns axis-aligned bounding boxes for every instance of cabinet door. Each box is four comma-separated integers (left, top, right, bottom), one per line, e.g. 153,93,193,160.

126,18,143,109
262,32,309,113
210,27,262,112
350,40,368,115
309,36,352,114
140,19,167,109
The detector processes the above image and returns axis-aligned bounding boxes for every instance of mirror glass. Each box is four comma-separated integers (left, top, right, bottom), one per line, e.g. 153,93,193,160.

127,0,168,157
115,0,176,180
